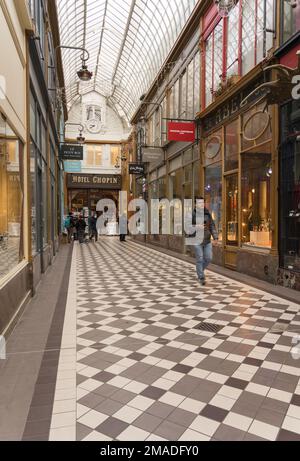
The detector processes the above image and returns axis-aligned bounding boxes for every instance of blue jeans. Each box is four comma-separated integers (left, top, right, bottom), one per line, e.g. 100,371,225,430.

194,242,212,280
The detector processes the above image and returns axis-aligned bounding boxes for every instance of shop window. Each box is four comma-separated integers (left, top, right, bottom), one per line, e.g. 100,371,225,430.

225,119,239,171
110,146,120,167
241,151,272,248
179,72,187,118
0,115,24,281
205,164,223,241
242,103,271,151
86,145,103,166
282,0,300,43
226,174,239,246
169,169,183,235
69,190,88,213
280,100,300,272
42,159,48,245
187,60,194,118
227,2,239,77
204,131,222,166
194,52,201,115
194,161,201,199
204,21,223,106
30,142,37,254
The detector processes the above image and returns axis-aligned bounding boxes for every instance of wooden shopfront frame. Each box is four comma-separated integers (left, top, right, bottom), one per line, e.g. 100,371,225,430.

200,84,279,271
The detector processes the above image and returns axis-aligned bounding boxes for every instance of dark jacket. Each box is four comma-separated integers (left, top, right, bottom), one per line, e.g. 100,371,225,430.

76,218,86,231
89,216,97,232
192,207,218,245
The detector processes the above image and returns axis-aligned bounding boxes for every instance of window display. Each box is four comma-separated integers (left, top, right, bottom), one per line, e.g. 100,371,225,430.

226,174,238,245
241,152,272,248
205,164,223,241
280,100,300,272
0,114,24,281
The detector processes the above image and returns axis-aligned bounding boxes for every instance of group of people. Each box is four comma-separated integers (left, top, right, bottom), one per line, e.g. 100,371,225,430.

64,198,217,286
64,211,128,244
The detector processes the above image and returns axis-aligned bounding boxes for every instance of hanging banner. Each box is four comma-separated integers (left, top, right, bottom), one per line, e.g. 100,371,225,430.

167,122,196,142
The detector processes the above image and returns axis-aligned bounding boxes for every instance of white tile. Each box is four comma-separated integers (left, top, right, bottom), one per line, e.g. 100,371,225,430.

54,388,76,401
282,415,300,435
77,388,90,399
128,396,154,411
53,399,76,414
118,426,150,441
152,378,174,390
107,376,131,388
157,359,177,370
141,356,161,366
83,431,111,441
79,379,102,392
246,382,270,396
49,426,76,441
159,391,186,407
77,404,91,418
114,405,142,424
179,398,206,414
179,429,210,441
248,420,279,441
218,385,243,400
267,388,292,403
105,364,128,375
209,394,236,411
123,381,148,394
223,412,253,431
207,373,228,384
189,416,220,437
55,379,76,390
162,371,184,382
78,410,108,429
287,404,300,420
188,368,210,379
78,366,99,378
51,412,76,429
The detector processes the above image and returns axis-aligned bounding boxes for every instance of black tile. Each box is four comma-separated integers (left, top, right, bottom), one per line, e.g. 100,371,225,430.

225,377,248,390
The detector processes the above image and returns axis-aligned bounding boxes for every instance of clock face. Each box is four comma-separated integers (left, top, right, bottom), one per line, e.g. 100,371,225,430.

86,118,101,134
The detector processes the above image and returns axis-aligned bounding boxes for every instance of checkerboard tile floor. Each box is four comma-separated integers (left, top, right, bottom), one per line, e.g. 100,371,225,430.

72,238,300,441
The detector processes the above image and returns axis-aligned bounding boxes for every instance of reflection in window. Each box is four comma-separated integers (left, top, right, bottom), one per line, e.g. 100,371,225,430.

205,164,222,241
226,174,238,246
0,115,24,281
282,0,300,43
280,100,300,272
241,152,272,248
225,120,239,171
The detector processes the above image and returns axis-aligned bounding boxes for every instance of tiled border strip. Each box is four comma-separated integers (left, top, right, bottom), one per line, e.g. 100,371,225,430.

48,243,77,441
21,244,74,441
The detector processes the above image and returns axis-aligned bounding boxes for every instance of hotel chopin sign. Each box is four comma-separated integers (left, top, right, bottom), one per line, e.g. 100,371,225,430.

67,174,122,190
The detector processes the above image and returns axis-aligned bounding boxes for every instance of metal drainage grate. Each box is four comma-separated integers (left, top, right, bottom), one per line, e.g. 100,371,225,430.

196,322,223,333
270,322,289,334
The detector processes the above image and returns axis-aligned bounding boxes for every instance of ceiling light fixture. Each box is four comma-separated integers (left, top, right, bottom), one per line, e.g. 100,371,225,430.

56,46,93,82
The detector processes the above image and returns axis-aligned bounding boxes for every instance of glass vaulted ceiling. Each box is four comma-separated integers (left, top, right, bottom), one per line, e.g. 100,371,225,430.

56,0,197,123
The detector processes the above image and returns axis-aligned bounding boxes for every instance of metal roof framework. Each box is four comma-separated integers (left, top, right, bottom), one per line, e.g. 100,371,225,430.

56,0,197,123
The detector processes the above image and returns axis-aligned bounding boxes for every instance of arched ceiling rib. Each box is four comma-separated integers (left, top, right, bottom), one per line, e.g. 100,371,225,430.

56,0,197,123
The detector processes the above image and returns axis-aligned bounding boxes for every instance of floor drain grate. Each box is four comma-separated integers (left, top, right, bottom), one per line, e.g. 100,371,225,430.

196,322,223,333
270,322,289,334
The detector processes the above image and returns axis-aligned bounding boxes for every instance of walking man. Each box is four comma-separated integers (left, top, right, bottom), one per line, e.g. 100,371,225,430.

193,197,218,286
76,215,87,244
89,213,98,242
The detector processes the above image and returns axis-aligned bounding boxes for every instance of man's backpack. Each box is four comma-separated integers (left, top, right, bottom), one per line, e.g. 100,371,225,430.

64,216,71,229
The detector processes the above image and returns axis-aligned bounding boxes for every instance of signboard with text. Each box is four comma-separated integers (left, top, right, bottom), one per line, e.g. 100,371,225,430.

67,173,122,190
167,122,195,142
129,163,145,175
64,161,82,173
142,147,164,163
60,144,83,161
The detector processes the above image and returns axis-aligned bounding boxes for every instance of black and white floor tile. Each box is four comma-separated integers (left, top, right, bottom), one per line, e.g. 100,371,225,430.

50,238,300,441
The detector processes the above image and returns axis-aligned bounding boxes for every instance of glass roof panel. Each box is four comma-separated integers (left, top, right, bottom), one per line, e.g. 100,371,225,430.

57,0,197,122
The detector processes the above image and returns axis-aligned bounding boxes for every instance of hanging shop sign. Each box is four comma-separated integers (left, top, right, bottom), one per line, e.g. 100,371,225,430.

64,160,82,173
60,144,83,161
67,173,122,189
129,163,145,175
142,147,164,163
167,122,196,142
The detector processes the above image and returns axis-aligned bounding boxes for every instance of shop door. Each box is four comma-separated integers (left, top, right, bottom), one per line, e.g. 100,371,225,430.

224,173,238,269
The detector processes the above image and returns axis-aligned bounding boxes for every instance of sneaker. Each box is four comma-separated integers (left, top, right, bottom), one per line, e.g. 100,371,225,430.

199,278,206,286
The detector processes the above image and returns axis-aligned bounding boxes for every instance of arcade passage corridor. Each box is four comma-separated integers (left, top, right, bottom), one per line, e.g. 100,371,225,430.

1,240,299,441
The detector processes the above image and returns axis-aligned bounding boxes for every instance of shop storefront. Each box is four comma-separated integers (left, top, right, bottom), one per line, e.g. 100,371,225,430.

200,82,278,283
0,114,24,282
67,173,122,217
